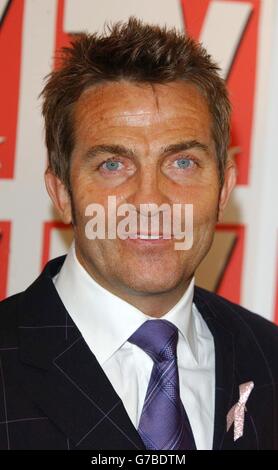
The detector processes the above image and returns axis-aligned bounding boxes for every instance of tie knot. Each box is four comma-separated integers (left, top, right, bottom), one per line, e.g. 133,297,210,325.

128,319,178,363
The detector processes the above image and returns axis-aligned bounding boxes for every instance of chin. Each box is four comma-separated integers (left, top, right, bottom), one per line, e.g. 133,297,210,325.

121,271,183,295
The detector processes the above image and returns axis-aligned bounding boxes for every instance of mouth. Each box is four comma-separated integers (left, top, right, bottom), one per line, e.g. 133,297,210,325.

119,232,174,248
130,232,172,240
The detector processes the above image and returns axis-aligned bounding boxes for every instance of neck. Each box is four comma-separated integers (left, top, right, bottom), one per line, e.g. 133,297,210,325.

75,248,193,317
117,281,192,317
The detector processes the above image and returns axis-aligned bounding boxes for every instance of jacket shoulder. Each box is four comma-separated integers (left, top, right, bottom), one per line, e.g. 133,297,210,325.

0,292,21,324
0,293,22,347
195,286,278,365
196,286,278,333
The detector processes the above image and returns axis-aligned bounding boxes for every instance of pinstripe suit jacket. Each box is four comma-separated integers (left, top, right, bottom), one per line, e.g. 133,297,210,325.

0,255,278,450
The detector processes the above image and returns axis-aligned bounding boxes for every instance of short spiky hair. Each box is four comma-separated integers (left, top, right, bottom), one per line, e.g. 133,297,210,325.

41,17,231,189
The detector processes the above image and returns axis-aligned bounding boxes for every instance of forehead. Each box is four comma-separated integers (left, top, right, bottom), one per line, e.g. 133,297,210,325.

72,80,212,143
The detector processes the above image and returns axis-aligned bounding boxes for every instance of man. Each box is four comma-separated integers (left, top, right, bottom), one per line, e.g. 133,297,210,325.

0,17,277,450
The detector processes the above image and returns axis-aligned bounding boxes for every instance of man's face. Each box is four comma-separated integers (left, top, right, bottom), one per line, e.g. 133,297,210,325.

47,80,235,296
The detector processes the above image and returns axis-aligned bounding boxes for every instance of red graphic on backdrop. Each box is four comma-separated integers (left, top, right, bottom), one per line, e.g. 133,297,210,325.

41,220,71,270
216,224,245,304
0,0,24,179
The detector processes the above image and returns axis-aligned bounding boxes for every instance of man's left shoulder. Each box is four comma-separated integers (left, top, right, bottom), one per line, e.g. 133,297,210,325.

195,286,278,351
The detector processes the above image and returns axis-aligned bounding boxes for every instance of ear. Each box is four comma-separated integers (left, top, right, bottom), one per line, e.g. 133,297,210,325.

44,168,72,224
217,150,238,222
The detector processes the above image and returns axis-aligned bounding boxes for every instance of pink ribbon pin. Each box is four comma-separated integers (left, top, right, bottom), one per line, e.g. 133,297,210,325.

226,381,254,441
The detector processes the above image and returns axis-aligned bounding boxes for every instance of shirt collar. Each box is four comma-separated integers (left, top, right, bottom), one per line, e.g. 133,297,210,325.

53,241,197,365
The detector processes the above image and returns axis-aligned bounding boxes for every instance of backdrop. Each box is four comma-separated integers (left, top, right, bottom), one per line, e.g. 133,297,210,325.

0,0,277,323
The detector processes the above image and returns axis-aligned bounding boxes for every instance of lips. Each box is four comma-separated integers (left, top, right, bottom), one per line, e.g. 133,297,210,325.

127,232,173,240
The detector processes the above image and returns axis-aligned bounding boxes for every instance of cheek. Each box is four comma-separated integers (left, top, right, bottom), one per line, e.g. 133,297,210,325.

190,184,220,226
70,171,105,213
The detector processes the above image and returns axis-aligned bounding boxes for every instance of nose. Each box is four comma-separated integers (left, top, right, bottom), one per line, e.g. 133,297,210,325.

123,165,173,237
127,164,171,213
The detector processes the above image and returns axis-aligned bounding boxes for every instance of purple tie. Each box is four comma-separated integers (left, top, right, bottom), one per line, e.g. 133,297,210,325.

128,319,196,450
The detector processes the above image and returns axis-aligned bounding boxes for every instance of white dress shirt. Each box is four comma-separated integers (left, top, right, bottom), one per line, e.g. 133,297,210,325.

52,242,215,450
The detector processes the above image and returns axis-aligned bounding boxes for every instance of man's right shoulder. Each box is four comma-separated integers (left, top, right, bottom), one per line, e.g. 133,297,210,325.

0,292,22,330
0,255,66,333
0,293,23,352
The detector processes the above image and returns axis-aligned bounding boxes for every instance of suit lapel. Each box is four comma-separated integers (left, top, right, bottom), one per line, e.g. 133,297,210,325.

17,257,145,450
194,287,273,450
193,287,237,450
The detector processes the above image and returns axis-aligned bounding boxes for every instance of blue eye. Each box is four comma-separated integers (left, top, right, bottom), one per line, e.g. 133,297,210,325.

102,160,122,171
175,158,193,169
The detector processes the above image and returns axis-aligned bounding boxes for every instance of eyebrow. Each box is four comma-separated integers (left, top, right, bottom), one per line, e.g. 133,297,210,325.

161,140,210,156
84,144,136,161
83,139,210,162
